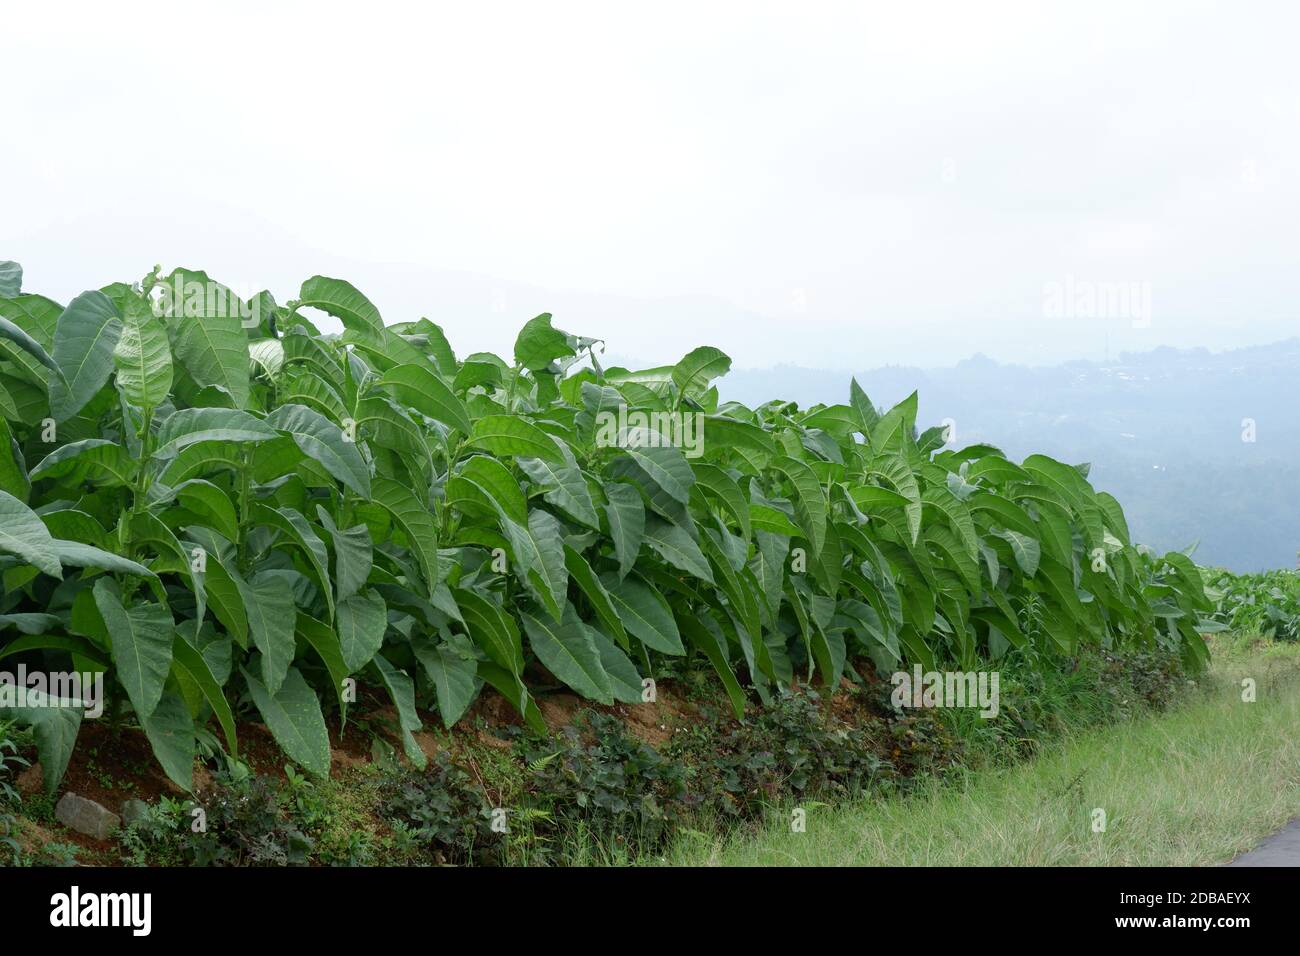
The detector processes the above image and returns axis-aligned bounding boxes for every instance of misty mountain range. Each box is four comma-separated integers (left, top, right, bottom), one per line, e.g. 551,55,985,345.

718,339,1300,572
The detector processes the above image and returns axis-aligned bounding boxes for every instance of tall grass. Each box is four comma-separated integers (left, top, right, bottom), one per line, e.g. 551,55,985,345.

658,635,1300,866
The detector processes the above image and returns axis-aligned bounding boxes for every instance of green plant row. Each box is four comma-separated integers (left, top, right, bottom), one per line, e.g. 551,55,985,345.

0,262,1214,792
1202,567,1300,641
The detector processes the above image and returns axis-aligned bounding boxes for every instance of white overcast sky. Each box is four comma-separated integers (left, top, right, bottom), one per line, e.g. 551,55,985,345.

3,1,1297,369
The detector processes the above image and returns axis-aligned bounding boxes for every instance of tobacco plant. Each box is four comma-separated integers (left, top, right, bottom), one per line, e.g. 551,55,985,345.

0,261,1215,791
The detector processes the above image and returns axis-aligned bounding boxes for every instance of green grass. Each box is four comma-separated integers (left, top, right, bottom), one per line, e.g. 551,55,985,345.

657,636,1300,866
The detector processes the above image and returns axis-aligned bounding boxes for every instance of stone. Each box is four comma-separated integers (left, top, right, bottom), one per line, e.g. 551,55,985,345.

54,792,121,840
120,798,151,827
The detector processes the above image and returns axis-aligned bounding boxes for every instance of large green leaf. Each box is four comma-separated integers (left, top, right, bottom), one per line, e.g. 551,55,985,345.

0,688,82,795
243,665,332,778
643,517,714,584
0,490,62,578
371,477,440,597
139,690,195,792
563,545,626,645
251,504,335,621
113,293,173,408
336,589,388,672
171,634,237,757
165,268,252,408
92,580,173,719
772,456,827,554
672,345,731,396
514,313,574,370
468,414,565,462
518,439,599,529
521,604,612,703
603,481,645,578
371,653,427,769
153,407,277,457
455,588,524,677
316,507,373,604
48,290,122,421
265,403,371,496
413,637,478,729
377,363,471,435
238,571,297,695
602,572,685,655
31,438,136,486
295,276,384,340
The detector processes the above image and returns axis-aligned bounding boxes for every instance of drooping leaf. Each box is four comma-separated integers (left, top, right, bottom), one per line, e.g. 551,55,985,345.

243,665,331,778
265,403,371,496
295,276,385,340
413,637,478,729
521,604,612,703
139,690,195,792
92,579,173,719
337,589,388,672
0,490,63,578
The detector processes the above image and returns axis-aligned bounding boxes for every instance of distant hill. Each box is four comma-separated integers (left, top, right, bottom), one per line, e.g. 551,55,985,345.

719,340,1300,572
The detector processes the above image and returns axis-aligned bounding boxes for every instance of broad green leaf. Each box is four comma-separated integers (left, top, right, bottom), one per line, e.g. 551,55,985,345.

672,345,731,396
589,625,644,704
518,439,599,529
504,509,568,620
112,293,173,408
371,653,427,769
372,477,440,597
0,688,82,794
514,313,574,370
153,407,277,458
622,443,693,505
455,588,525,678
0,490,61,579
31,438,136,487
337,589,388,672
295,276,384,340
603,481,645,578
48,290,122,421
317,507,373,604
772,456,827,554
602,572,685,655
171,634,237,757
92,580,173,718
679,614,745,719
54,538,154,577
296,613,351,728
174,479,240,543
468,414,565,462
564,545,626,645
165,268,252,408
265,403,371,496
521,604,612,703
449,454,528,524
691,462,751,540
243,665,331,778
238,571,297,695
413,638,478,729
251,503,335,620
643,517,714,584
139,690,195,792
377,363,471,435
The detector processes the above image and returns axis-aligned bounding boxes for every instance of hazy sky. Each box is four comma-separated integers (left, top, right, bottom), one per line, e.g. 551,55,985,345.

3,1,1297,369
